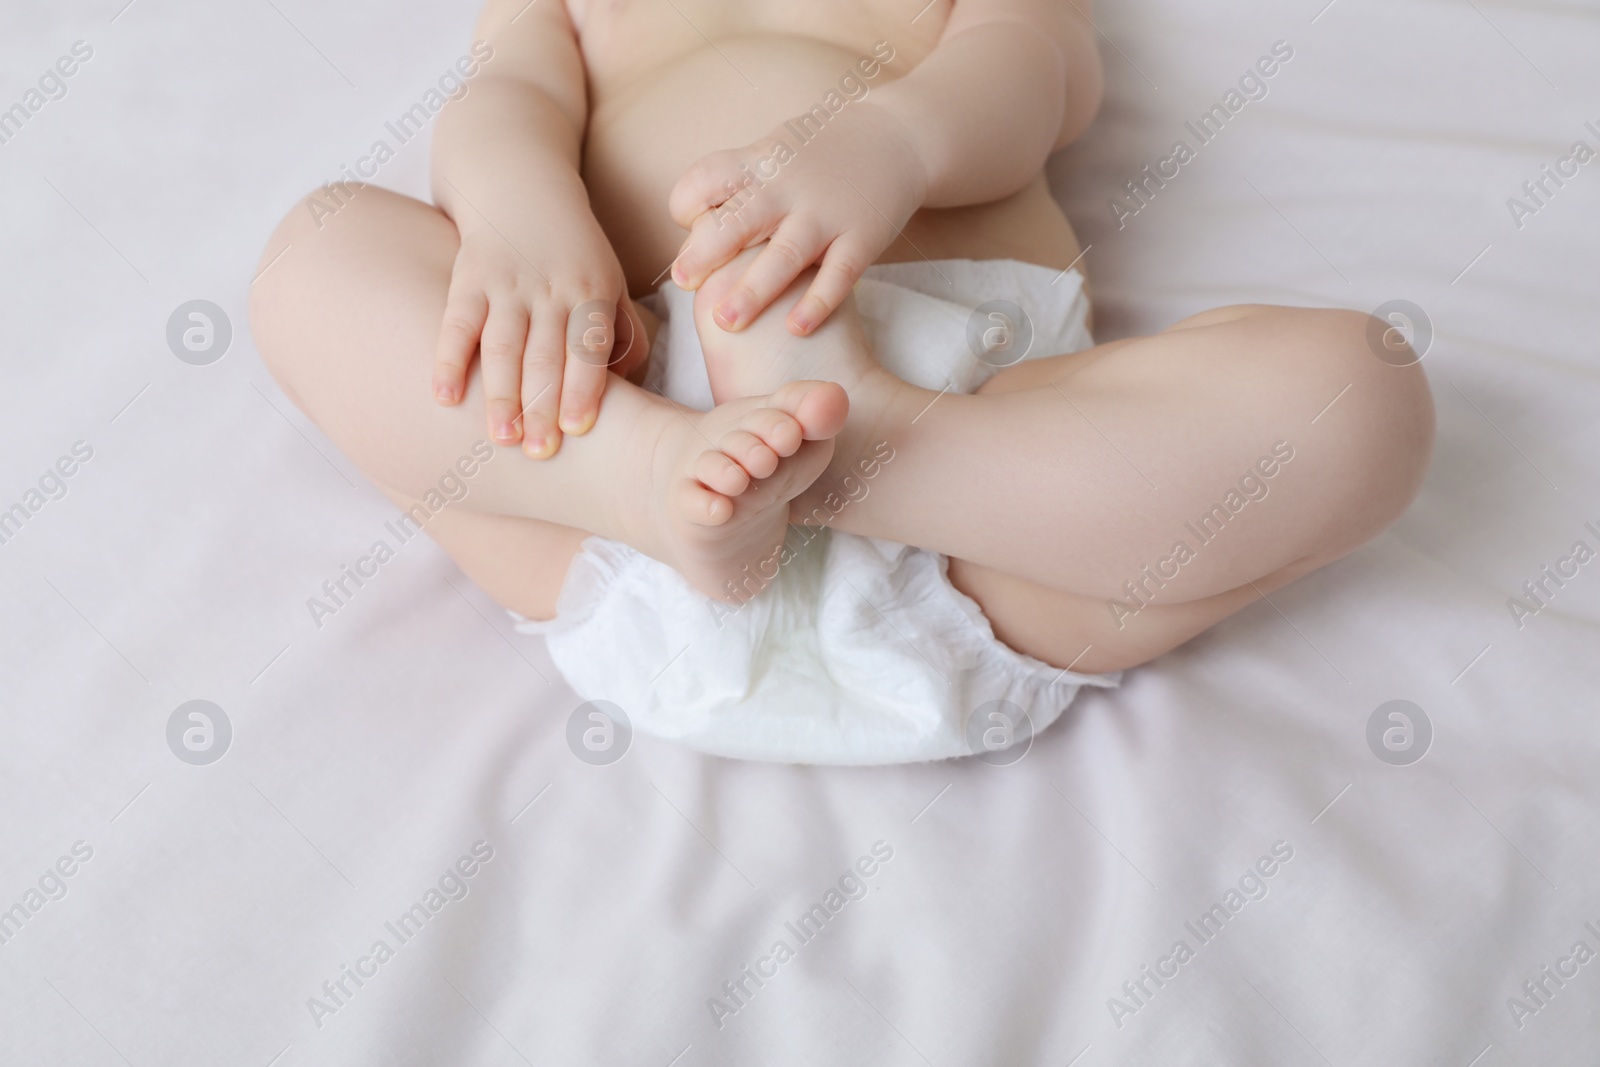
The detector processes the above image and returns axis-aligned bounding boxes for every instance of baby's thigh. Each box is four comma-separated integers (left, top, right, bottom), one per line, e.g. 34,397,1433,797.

949,551,1332,674
380,489,586,622
957,302,1432,671
973,304,1284,396
251,186,497,502
251,187,586,620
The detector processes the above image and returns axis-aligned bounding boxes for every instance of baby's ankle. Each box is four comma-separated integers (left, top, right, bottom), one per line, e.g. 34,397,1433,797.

792,369,922,520
592,389,682,557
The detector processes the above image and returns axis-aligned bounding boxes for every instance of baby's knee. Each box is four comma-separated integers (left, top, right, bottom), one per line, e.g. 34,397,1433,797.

255,182,380,285
247,193,334,395
252,182,439,296
1162,302,1281,333
1294,307,1435,530
251,187,362,326
249,185,441,384
1323,306,1433,449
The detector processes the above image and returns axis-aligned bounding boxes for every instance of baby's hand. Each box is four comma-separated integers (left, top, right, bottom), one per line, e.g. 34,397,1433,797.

433,216,647,457
668,102,928,336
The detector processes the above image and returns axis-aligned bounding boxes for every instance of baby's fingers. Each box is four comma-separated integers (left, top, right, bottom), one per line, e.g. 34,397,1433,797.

433,286,488,405
609,296,650,382
559,301,615,437
668,150,745,229
673,202,765,292
479,302,530,445
710,223,825,332
787,236,872,336
519,311,567,458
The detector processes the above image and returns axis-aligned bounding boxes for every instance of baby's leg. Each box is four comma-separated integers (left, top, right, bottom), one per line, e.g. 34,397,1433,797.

694,254,1433,672
249,187,848,612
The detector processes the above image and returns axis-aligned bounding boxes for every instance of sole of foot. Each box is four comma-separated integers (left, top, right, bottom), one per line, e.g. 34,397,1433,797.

651,379,849,601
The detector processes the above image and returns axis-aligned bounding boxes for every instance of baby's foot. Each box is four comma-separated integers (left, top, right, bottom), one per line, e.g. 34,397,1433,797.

692,248,885,407
650,380,848,601
691,249,914,522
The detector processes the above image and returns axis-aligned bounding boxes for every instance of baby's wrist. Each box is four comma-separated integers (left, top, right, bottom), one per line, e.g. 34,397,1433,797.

446,167,592,241
856,99,934,209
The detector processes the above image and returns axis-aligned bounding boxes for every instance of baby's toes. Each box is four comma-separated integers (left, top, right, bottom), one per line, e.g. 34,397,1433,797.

693,448,752,497
737,407,804,458
674,477,733,526
717,430,780,480
772,380,849,440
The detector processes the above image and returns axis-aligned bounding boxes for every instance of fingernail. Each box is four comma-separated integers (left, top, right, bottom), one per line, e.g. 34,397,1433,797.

789,313,811,335
559,411,595,436
522,416,557,456
673,264,689,286
714,303,739,329
434,384,456,403
494,419,516,441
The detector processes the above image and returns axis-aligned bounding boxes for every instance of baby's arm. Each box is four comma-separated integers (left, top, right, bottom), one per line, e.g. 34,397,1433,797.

431,0,646,456
670,0,1101,336
868,0,1102,206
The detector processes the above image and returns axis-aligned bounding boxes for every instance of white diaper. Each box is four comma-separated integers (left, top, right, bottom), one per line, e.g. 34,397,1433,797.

513,258,1119,765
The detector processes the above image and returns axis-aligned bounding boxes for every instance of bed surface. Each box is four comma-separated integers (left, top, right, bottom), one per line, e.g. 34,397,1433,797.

3,1,1598,1063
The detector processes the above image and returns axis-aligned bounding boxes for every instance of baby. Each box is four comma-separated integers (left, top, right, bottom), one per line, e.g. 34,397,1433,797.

250,0,1433,761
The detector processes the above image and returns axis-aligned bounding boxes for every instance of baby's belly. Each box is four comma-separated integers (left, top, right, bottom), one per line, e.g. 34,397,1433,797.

581,35,1084,295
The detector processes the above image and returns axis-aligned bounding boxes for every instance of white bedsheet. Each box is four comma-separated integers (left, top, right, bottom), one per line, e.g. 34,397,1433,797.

2,1,1597,1064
